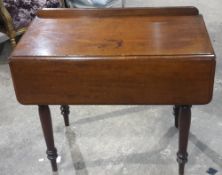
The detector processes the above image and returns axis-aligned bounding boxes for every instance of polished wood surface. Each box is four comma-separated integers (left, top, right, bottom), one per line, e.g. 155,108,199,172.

9,8,215,105
9,8,216,175
13,14,213,57
37,6,199,18
60,105,70,126
177,105,191,175
38,105,58,172
10,55,215,105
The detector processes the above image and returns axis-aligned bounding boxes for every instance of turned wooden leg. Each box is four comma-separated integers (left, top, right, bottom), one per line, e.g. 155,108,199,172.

10,38,16,48
60,105,70,126
177,105,191,175
38,105,58,172
173,105,180,128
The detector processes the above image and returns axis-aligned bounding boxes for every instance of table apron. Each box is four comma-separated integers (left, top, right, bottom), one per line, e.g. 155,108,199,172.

9,57,215,105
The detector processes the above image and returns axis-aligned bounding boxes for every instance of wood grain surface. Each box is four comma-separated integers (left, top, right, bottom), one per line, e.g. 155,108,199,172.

9,8,216,105
37,7,199,18
13,13,213,57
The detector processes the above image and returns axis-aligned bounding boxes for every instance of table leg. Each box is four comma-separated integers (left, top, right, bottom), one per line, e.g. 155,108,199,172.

173,105,180,128
60,105,70,126
177,105,191,175
38,105,58,172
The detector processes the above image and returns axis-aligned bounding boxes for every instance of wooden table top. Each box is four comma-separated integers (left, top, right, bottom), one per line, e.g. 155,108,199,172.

12,7,214,58
9,7,216,105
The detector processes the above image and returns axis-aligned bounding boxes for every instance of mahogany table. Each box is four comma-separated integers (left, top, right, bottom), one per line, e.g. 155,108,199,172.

9,7,216,175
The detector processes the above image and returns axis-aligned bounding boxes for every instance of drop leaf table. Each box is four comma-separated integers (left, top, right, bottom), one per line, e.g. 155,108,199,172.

9,7,216,175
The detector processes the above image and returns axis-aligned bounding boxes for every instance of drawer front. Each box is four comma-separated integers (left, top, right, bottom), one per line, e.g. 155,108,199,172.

10,56,215,105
